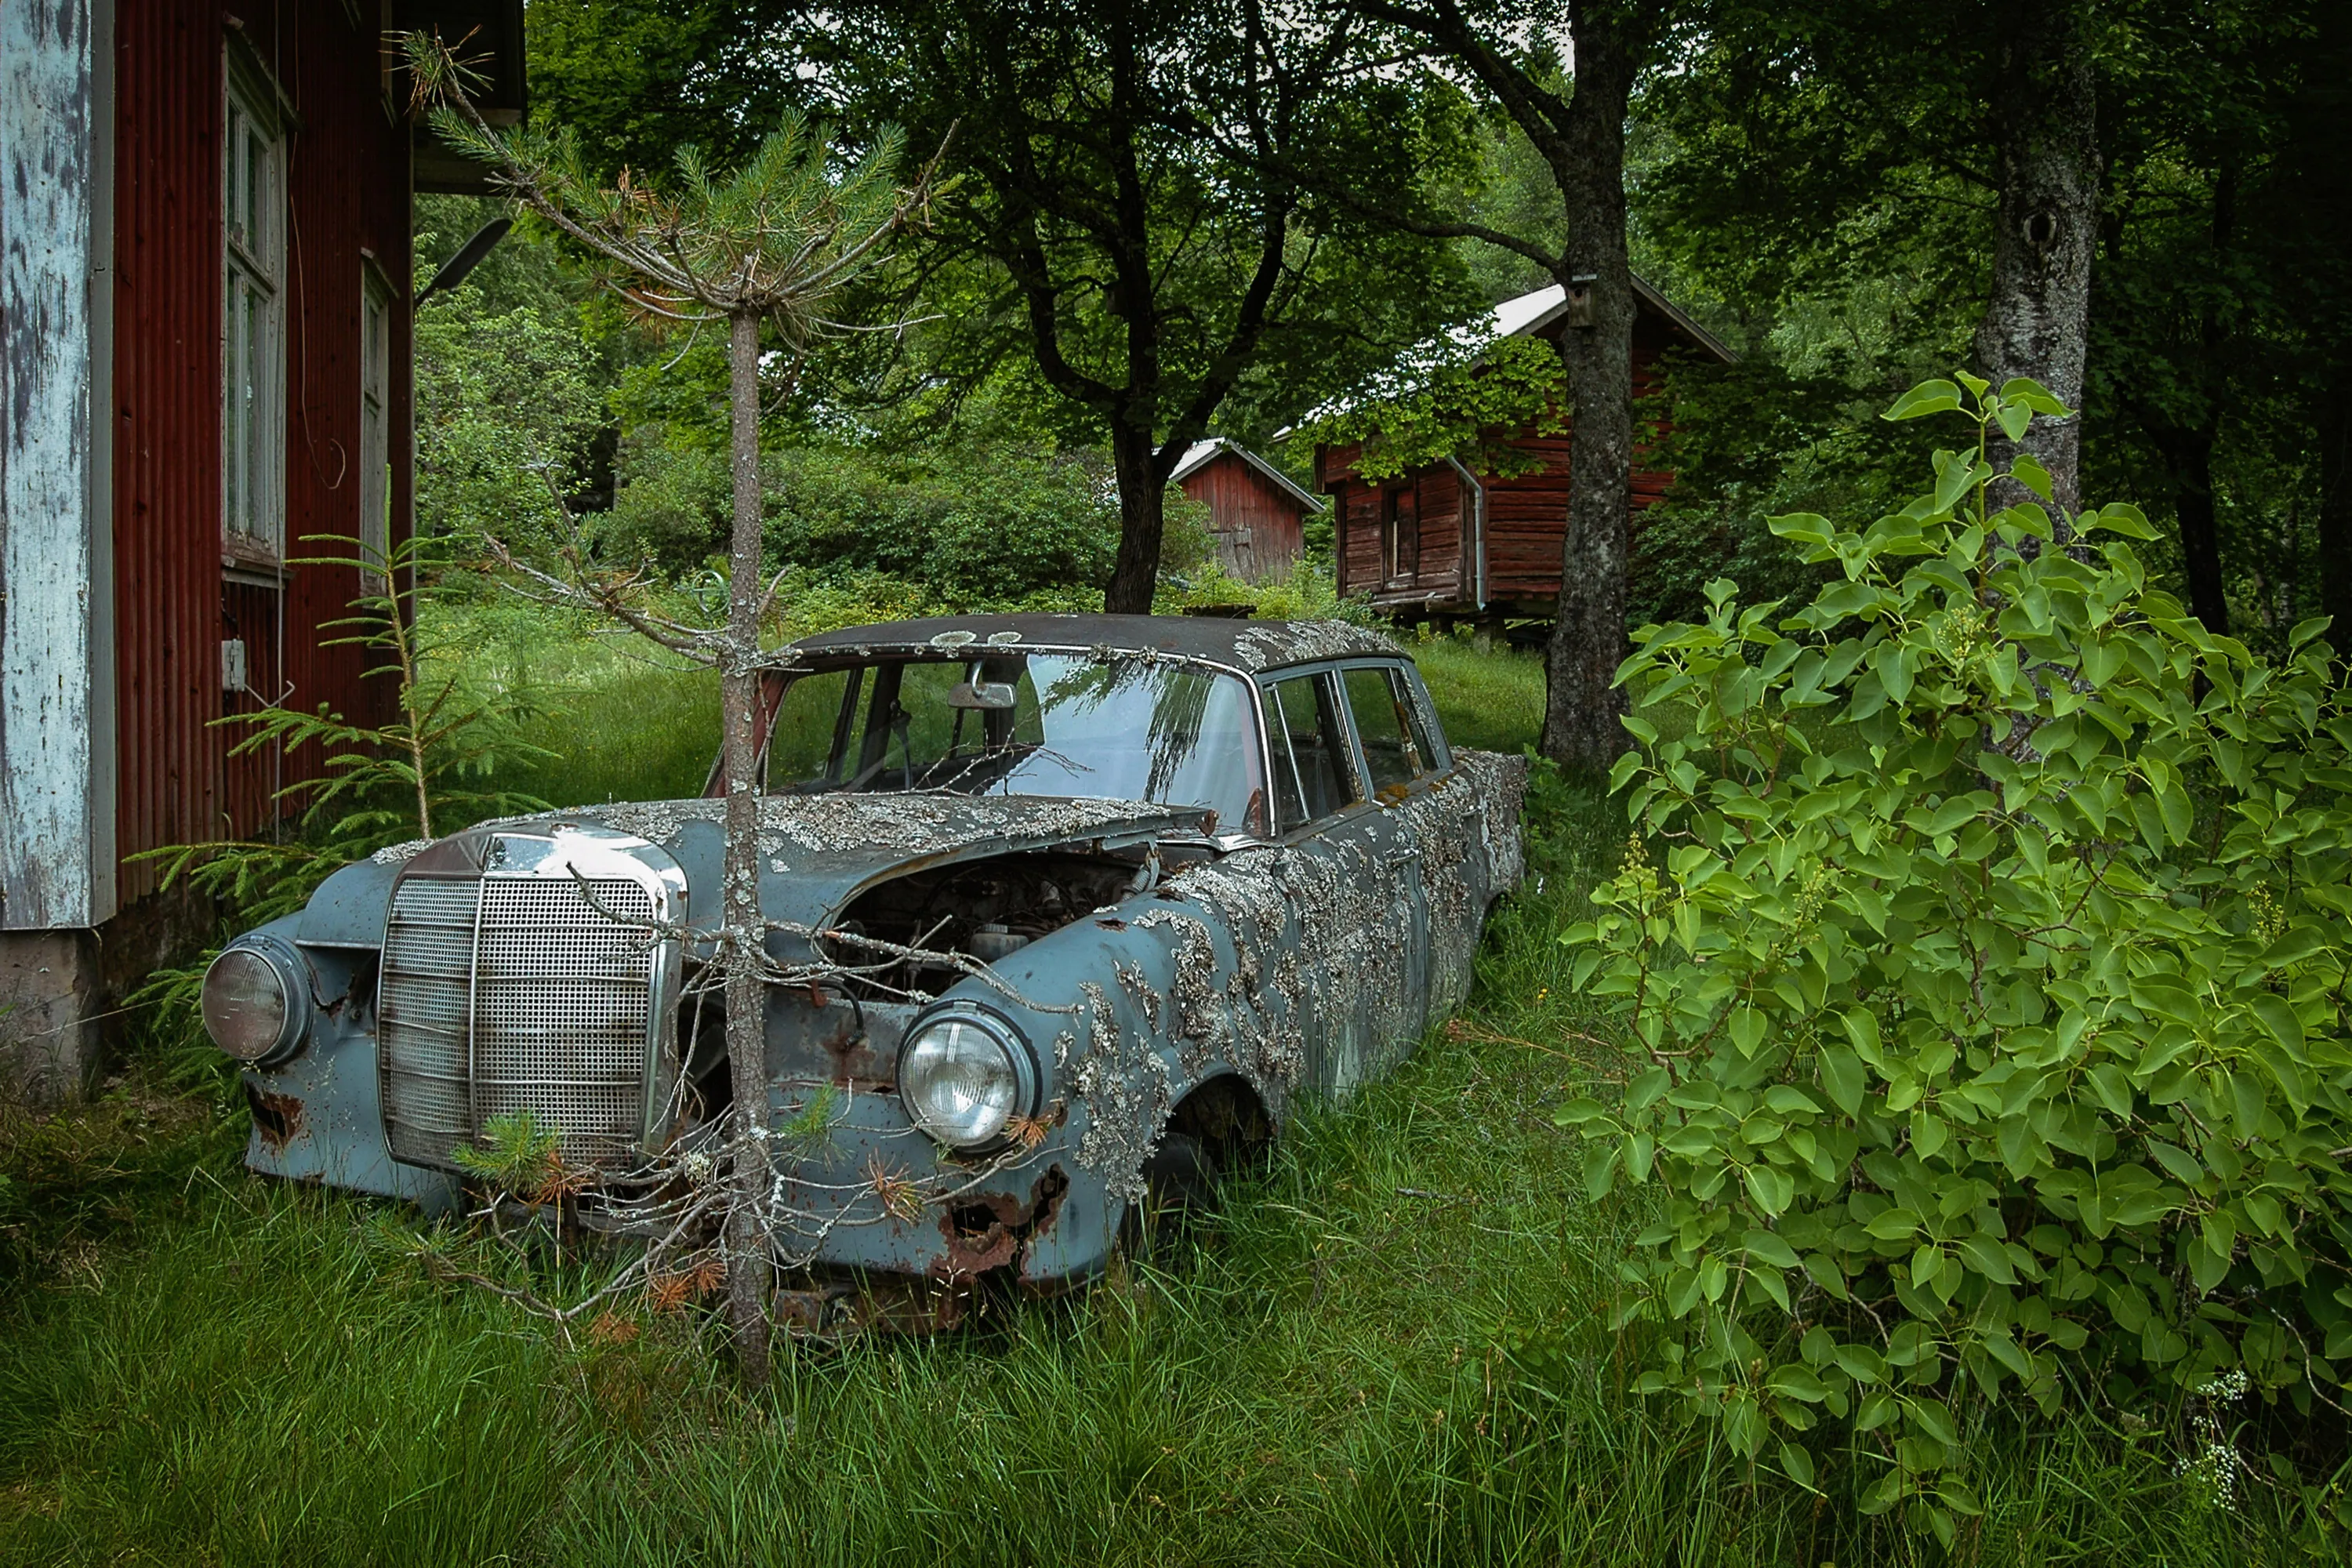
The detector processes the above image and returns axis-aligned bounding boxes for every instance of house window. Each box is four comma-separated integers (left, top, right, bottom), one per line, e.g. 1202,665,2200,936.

222,57,285,564
359,266,392,587
1381,485,1418,585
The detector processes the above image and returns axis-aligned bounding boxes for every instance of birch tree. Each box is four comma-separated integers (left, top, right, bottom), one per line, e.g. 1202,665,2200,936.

405,34,938,1386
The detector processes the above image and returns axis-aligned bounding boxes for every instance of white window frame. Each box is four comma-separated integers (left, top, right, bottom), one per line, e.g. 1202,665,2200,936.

359,263,393,590
221,52,286,565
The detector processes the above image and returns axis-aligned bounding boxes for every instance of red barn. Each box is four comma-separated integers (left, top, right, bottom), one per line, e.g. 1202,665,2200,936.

0,0,526,1096
1314,278,1735,626
1169,437,1323,583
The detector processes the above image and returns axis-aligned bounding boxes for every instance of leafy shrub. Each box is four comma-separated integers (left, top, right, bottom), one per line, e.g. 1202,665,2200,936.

597,434,1123,601
1155,557,1375,625
412,278,606,546
1561,374,2352,1541
1158,488,1219,583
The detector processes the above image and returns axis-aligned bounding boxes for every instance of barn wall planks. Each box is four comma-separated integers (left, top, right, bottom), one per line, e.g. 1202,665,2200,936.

0,0,115,931
1177,452,1308,582
1319,310,1690,616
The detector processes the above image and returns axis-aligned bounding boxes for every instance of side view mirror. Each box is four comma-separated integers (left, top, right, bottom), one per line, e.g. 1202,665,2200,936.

948,680,1018,711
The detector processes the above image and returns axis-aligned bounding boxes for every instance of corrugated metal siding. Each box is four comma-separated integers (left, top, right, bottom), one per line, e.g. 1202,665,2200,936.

111,1,412,898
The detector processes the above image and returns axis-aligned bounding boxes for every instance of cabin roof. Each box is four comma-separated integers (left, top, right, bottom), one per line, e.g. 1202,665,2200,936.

1169,437,1326,512
1495,277,1739,364
1283,274,1736,437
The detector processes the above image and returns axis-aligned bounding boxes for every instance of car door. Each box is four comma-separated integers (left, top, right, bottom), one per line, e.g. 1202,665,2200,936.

1381,659,1488,1014
1332,662,1437,1062
1258,665,1427,1097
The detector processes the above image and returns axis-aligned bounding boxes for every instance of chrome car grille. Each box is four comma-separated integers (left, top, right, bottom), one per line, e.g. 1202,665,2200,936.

379,851,668,1171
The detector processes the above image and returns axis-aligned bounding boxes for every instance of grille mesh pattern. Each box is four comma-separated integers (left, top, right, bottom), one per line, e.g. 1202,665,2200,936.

379,871,658,1170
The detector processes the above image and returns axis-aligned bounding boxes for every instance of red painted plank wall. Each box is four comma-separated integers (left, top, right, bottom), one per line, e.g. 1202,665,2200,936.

1177,453,1308,579
111,2,412,899
1319,311,1685,613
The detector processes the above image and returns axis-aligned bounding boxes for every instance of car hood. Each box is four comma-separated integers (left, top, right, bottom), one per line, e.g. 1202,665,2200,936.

298,793,1214,948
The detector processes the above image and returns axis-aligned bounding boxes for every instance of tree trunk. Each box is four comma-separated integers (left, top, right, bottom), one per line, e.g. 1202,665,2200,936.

720,309,773,1388
1540,1,1639,772
1103,416,1165,614
2318,370,2352,652
2160,423,2229,633
1973,0,2099,524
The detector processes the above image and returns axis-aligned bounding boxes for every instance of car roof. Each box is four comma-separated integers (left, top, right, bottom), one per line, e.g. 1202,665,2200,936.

789,613,1406,675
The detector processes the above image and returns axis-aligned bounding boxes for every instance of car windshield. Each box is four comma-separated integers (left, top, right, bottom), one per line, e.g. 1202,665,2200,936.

764,651,1269,837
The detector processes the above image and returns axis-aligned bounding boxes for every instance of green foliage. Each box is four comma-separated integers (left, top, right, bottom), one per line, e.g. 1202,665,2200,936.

449,1111,569,1199
599,434,1124,601
1157,560,1365,624
409,27,917,347
436,599,721,809
1561,373,2352,1539
1301,334,1568,483
1631,349,1963,631
804,2,1480,500
1155,488,1218,583
526,0,811,178
412,262,608,547
1632,0,2352,644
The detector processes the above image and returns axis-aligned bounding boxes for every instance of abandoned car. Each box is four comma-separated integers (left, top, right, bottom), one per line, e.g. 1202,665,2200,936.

201,615,1526,1306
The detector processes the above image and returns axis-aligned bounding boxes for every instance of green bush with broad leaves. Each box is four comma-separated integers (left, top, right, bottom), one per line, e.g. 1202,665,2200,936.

1558,372,2352,1542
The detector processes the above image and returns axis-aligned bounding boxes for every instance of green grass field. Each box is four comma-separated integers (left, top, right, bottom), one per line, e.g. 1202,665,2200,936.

0,628,2303,1564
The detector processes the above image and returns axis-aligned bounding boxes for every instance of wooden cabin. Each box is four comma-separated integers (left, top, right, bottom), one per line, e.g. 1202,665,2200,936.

1313,279,1735,624
1171,437,1323,583
0,0,527,1096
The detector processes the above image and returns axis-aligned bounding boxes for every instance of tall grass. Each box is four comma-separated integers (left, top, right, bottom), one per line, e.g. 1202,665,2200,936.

0,634,2310,1564
427,600,720,808
1409,631,1547,755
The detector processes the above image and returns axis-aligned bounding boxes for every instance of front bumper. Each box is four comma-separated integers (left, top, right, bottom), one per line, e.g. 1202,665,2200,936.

238,948,1121,1290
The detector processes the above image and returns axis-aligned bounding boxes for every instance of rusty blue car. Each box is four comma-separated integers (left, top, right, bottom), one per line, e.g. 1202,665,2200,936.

199,615,1526,1322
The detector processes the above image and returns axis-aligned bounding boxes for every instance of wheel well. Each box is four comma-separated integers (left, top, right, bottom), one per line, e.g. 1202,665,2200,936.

1163,1074,1272,1169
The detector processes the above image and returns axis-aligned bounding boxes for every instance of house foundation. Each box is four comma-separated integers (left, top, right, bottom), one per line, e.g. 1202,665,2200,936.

0,931,103,1103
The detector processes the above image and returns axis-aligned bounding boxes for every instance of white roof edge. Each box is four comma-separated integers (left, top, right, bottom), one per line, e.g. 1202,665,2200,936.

1494,276,1738,364
1630,276,1740,365
1169,436,1326,510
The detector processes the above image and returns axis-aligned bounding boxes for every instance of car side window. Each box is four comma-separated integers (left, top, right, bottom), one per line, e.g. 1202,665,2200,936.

765,668,867,790
1264,672,1357,830
1341,665,1435,793
1399,667,1447,771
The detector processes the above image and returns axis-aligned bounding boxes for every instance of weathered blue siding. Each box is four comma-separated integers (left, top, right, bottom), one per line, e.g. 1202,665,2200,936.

0,0,115,931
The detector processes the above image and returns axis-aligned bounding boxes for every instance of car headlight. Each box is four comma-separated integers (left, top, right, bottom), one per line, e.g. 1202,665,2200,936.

201,943,310,1065
898,1011,1036,1149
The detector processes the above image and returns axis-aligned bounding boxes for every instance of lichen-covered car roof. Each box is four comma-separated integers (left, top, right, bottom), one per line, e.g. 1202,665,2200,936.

789,613,1403,675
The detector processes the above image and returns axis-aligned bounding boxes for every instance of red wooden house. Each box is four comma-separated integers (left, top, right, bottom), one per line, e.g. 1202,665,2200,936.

0,0,525,1096
1314,278,1735,626
1170,437,1323,583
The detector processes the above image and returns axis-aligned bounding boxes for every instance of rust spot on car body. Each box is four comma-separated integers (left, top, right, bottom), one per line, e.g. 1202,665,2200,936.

818,1011,896,1091
936,1164,1071,1279
248,1087,305,1151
